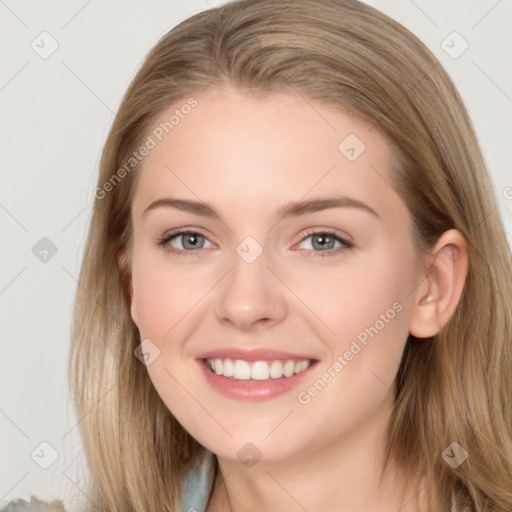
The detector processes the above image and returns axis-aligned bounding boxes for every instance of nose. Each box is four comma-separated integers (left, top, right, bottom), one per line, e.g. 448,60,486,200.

214,248,288,332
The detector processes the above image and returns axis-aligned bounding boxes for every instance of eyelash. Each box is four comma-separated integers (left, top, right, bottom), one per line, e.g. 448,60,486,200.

294,228,354,258
156,228,354,258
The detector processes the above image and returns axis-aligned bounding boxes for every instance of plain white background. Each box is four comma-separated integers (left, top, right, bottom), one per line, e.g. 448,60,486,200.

1,0,511,509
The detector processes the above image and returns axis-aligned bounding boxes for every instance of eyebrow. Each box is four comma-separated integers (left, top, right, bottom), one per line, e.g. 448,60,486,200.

142,196,380,221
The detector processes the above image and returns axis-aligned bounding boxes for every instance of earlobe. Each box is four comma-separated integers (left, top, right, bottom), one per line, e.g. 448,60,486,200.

409,229,469,339
409,294,439,338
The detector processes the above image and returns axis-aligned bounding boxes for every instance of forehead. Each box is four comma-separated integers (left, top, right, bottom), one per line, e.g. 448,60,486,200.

131,87,403,222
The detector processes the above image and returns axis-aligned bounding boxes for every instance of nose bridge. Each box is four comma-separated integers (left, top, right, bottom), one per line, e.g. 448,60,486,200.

214,236,287,329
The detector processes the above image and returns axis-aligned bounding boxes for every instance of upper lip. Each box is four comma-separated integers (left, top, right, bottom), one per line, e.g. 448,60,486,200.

196,347,317,362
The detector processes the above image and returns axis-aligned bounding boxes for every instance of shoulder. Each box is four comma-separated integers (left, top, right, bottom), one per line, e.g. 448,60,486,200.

0,498,66,512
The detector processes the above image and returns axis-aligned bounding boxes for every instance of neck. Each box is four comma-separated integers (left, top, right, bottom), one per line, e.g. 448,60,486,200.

206,395,426,512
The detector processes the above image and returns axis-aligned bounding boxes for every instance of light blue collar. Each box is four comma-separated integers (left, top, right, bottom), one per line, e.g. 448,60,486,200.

180,450,216,512
178,451,461,511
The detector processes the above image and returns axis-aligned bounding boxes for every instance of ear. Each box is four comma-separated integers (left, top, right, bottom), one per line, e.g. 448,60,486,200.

118,251,138,324
409,229,469,338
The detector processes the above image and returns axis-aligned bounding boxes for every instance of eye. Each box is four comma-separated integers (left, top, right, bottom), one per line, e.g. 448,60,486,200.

156,228,353,258
295,229,353,258
157,229,214,255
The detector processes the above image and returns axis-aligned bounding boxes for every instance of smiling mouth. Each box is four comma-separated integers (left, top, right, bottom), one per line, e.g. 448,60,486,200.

204,357,314,381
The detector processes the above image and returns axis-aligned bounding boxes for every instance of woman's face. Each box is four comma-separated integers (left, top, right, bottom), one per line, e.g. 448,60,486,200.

128,87,423,464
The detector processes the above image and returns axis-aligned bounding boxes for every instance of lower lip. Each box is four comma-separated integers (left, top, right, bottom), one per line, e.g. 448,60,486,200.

198,359,316,401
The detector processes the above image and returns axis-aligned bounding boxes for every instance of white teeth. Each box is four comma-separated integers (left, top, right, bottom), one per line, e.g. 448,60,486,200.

298,360,309,372
269,360,284,379
251,361,270,380
233,360,251,380
205,358,311,381
223,358,234,377
283,360,296,377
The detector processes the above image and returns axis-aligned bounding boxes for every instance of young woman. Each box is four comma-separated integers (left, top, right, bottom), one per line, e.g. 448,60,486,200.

9,0,512,510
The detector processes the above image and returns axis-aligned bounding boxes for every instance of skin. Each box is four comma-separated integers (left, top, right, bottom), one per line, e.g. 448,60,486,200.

126,86,468,512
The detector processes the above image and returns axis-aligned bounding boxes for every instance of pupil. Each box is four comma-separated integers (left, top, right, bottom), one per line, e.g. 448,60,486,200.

314,235,333,250
184,234,200,249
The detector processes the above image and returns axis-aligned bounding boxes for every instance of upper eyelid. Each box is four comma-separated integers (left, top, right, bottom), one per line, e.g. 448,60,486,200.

161,228,214,243
294,230,354,252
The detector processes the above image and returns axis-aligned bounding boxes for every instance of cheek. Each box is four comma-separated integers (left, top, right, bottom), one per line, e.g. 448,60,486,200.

303,250,416,412
130,250,209,340
289,252,415,440
298,250,415,350
131,269,173,339
130,253,207,416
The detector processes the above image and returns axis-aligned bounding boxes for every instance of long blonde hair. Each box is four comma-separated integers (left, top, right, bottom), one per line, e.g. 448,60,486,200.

69,0,512,510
